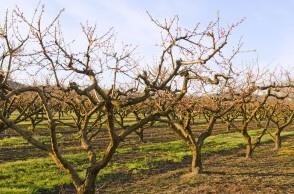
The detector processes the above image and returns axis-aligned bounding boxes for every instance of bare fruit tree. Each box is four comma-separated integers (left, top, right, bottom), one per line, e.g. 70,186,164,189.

3,4,292,193
0,6,245,193
265,91,294,150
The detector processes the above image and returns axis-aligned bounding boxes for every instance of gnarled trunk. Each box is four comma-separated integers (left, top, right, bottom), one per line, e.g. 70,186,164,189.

226,121,231,132
190,144,202,174
245,143,253,159
77,181,96,194
274,130,281,150
76,167,99,194
242,130,253,158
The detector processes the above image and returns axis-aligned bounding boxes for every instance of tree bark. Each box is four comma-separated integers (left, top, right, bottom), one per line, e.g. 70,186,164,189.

242,130,253,158
274,130,282,150
226,121,231,132
77,170,97,194
245,143,253,159
190,144,202,174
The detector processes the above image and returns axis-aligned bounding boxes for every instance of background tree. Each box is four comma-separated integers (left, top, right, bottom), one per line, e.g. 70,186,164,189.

266,94,294,150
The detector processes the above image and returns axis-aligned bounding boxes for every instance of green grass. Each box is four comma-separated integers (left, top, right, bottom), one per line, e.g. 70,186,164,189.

0,129,293,193
0,159,70,194
0,136,28,147
8,113,166,135
0,134,66,148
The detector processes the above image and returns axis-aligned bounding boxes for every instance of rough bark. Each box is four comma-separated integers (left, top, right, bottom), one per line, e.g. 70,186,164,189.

77,169,97,194
274,131,282,150
242,130,253,158
226,121,231,132
190,144,202,174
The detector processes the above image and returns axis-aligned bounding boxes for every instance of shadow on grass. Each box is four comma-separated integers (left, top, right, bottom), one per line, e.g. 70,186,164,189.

52,172,134,194
17,134,294,193
32,187,60,194
204,170,294,177
97,171,134,184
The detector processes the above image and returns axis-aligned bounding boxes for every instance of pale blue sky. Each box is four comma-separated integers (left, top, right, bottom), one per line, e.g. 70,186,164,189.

1,0,294,70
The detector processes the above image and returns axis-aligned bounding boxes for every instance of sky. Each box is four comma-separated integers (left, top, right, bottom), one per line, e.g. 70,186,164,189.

1,0,294,72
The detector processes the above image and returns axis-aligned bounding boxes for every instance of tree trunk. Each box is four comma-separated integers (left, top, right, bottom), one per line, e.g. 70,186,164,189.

190,144,202,174
76,169,97,194
135,128,145,143
245,143,253,159
242,130,253,158
226,121,231,132
274,130,281,150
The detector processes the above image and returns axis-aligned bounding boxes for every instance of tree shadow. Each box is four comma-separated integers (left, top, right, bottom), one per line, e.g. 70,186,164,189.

97,171,134,184
204,170,294,177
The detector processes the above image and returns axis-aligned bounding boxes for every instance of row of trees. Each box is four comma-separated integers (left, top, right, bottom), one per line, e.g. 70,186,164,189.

0,7,293,194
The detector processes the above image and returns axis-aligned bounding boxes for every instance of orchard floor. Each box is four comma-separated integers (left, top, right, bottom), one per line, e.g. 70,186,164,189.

92,136,294,194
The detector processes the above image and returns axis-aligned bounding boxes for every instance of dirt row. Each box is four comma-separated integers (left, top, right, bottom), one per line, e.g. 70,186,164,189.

0,121,290,163
97,135,294,194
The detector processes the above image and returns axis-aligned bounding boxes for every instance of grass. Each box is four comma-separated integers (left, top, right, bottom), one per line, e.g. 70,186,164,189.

103,136,294,194
0,158,69,194
0,128,293,193
8,113,166,136
0,134,66,148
